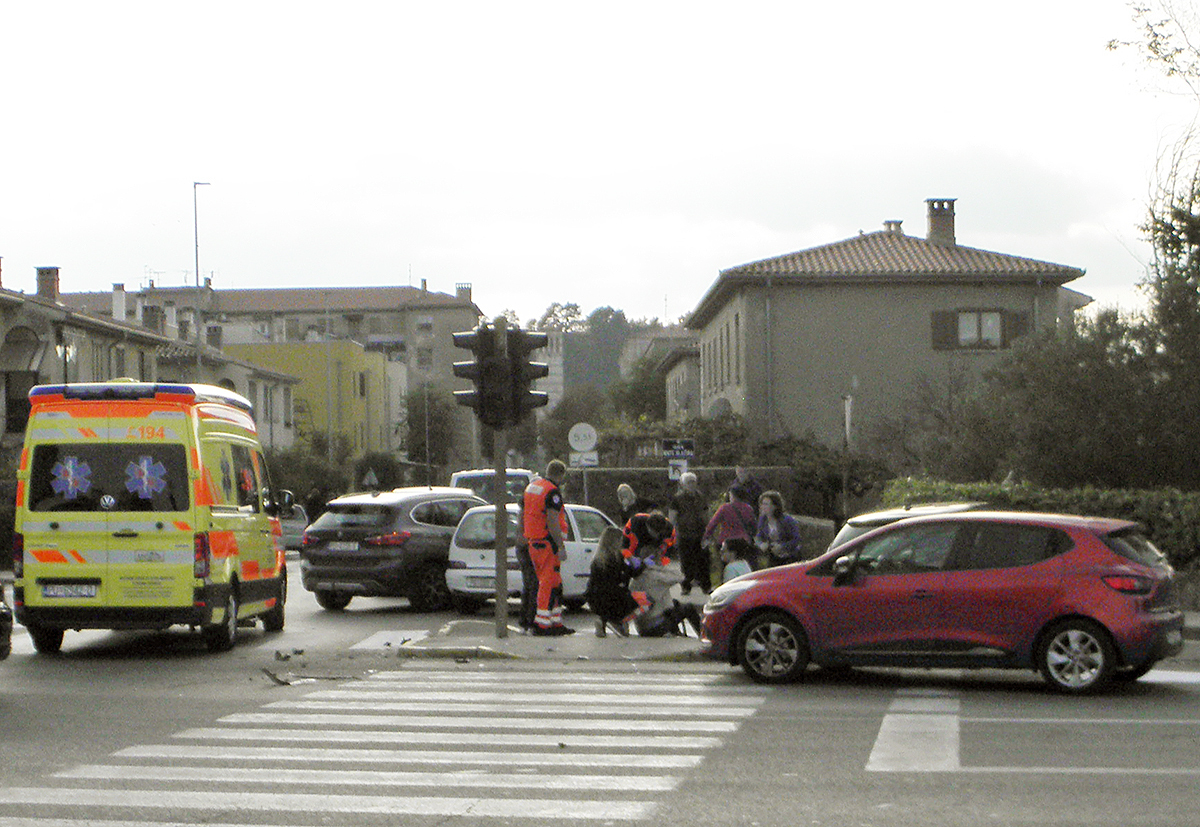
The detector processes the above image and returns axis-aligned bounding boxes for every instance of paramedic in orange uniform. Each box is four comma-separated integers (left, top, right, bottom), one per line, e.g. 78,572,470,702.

522,459,575,636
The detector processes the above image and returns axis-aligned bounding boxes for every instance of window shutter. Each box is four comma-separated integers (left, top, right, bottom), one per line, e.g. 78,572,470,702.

1003,311,1030,346
931,311,957,351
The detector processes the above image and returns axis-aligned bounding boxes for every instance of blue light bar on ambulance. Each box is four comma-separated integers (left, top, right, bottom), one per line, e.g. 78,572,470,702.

29,382,254,414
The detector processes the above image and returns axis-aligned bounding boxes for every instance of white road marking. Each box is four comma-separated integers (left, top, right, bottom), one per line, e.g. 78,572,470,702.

349,630,429,649
1,668,762,823
175,726,723,749
219,711,739,731
0,788,654,820
289,688,750,705
57,764,681,791
866,689,961,772
866,713,960,772
266,698,761,717
116,743,706,768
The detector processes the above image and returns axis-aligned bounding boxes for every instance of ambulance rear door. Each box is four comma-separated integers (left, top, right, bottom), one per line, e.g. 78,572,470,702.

103,404,196,610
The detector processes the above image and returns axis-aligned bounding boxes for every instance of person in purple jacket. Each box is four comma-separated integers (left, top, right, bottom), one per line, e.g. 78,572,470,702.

754,490,803,568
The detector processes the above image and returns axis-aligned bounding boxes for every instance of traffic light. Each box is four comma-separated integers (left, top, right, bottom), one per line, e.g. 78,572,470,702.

507,328,549,424
452,325,512,430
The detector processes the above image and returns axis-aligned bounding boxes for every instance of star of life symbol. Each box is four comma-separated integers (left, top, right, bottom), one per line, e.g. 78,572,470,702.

50,456,92,500
126,455,167,499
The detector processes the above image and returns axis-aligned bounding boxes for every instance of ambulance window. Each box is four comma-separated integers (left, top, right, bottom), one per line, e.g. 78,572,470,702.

29,443,190,513
231,444,260,513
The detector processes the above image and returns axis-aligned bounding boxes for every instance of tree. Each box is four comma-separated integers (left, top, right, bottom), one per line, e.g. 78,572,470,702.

978,313,1160,488
530,302,585,332
609,356,666,421
405,384,461,472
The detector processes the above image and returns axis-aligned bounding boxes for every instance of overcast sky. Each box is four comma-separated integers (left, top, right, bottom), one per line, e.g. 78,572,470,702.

1,1,1194,325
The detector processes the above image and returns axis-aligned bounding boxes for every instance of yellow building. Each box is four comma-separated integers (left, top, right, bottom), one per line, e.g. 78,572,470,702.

225,340,395,458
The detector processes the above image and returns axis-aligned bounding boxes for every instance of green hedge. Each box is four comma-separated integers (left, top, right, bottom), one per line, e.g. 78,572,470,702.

882,477,1200,570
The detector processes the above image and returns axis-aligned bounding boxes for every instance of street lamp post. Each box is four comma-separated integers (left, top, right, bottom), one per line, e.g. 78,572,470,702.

193,182,210,378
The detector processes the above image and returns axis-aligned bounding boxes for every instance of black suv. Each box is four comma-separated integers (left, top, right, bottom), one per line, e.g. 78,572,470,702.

299,487,485,612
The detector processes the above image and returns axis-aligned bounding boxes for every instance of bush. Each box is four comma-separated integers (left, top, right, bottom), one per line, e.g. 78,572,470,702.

882,477,1200,570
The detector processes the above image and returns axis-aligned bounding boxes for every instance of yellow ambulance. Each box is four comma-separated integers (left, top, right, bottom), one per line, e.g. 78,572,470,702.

12,381,287,653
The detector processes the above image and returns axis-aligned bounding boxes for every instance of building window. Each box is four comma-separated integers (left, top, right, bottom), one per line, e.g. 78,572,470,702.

734,313,741,385
417,347,434,370
958,311,1001,348
416,316,434,332
932,309,1028,351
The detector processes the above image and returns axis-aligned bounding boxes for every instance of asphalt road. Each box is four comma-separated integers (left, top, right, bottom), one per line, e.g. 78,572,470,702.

2,578,1200,825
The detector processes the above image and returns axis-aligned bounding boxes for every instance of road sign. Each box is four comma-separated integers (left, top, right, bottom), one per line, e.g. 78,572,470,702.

569,422,598,452
569,450,599,467
668,458,689,480
661,438,695,458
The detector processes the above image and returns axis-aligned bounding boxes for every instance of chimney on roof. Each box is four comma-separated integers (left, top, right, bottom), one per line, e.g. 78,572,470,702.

883,220,904,235
36,267,60,302
926,198,957,246
456,282,472,302
112,284,126,321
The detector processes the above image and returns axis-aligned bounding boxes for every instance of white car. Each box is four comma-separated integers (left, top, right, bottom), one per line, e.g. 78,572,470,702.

446,502,618,612
448,469,537,502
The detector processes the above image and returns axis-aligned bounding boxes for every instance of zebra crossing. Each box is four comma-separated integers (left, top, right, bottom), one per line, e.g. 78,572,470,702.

0,664,767,824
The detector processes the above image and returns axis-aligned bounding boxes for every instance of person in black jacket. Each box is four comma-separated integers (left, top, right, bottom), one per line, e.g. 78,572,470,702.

585,527,637,637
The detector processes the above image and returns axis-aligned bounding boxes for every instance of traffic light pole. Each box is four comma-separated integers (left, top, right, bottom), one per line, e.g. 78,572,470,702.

492,318,509,639
452,316,551,639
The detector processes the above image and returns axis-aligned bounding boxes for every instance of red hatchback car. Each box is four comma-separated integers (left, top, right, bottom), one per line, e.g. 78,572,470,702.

700,511,1184,693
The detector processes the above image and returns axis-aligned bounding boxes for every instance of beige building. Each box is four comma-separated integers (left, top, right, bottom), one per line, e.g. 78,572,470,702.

659,343,700,423
686,199,1090,449
62,279,482,461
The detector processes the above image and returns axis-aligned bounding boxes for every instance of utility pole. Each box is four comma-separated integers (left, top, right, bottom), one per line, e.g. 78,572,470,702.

193,182,209,380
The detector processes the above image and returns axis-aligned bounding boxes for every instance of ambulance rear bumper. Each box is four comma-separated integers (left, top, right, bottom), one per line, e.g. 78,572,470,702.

13,585,220,630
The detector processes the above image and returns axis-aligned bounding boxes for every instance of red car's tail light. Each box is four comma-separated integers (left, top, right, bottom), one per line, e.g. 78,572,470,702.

363,531,412,548
1102,574,1153,595
12,532,23,579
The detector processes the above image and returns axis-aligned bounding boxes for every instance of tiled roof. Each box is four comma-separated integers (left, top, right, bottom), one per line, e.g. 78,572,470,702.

722,229,1084,280
212,286,473,314
60,285,479,316
689,228,1085,328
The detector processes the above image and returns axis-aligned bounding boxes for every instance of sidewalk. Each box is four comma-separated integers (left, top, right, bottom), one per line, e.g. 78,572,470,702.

399,618,706,663
396,613,1200,663
400,612,1200,663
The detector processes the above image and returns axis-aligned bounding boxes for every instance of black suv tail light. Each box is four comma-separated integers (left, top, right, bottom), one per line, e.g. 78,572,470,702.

363,531,412,548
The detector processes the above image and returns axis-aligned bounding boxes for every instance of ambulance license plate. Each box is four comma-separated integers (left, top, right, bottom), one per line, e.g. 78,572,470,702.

42,583,98,598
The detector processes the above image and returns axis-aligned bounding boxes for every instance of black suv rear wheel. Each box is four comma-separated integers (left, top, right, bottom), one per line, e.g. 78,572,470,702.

408,562,452,612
